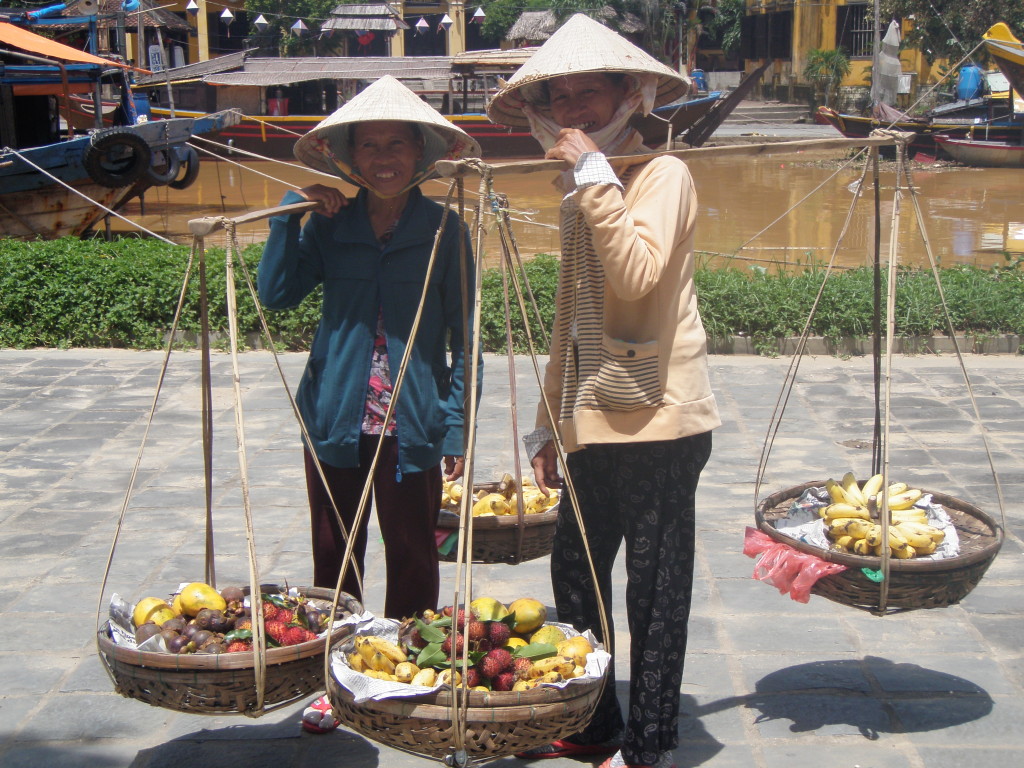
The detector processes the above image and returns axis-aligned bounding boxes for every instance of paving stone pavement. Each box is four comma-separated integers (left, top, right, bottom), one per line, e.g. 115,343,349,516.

1,348,1022,768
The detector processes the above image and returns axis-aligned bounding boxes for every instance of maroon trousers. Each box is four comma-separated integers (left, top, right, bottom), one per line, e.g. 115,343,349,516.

304,435,442,620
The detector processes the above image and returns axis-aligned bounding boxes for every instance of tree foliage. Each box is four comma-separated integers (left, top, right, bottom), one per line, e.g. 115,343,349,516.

704,0,744,59
878,1,1024,64
243,0,341,56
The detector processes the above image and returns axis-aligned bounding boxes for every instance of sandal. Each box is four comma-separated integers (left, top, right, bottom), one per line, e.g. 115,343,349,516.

301,695,338,734
515,737,621,759
598,750,677,768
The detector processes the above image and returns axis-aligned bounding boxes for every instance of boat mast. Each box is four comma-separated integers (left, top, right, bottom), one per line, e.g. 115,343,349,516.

871,0,881,105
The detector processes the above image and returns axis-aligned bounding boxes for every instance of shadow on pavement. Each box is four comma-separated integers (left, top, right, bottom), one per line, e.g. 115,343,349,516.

687,655,992,742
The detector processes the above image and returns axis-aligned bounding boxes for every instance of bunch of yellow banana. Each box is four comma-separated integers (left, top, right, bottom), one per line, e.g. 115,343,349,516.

446,475,560,517
824,472,925,513
348,635,409,676
824,509,944,559
441,480,464,510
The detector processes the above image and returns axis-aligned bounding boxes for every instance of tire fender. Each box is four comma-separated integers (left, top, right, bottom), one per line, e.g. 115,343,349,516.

145,148,182,186
168,145,200,190
82,128,152,188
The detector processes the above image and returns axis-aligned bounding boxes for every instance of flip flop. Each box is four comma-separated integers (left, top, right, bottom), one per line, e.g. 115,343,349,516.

515,738,620,759
301,695,338,734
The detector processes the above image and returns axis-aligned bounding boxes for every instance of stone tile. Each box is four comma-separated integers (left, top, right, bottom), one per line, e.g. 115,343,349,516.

913,747,1024,768
761,742,913,768
0,740,142,768
13,693,173,743
0,655,77,695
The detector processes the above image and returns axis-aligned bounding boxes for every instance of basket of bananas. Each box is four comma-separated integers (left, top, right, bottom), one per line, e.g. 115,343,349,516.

755,473,1003,614
437,475,560,565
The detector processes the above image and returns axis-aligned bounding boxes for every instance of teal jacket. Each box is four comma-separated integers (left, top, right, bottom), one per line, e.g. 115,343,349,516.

257,188,478,475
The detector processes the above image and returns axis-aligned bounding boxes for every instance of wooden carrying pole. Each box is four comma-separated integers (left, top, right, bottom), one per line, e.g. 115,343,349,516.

436,136,899,179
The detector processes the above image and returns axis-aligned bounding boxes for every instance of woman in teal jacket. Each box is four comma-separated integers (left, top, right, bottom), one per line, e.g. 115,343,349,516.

257,77,481,648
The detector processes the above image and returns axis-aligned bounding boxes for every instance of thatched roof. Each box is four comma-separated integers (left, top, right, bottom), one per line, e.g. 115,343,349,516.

323,3,408,32
31,0,192,32
506,8,643,45
506,10,556,44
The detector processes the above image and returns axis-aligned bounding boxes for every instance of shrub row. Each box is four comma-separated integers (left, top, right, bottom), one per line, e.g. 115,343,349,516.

2,238,1022,354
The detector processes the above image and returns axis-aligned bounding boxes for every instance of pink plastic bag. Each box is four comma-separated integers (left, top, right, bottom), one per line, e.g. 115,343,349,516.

743,527,847,603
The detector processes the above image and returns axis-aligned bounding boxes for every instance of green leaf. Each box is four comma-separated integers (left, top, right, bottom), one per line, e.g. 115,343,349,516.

512,642,558,660
261,593,290,608
416,617,448,644
417,642,448,669
223,628,252,644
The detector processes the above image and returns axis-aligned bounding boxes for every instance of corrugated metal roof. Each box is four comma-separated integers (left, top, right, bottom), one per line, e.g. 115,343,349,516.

203,56,454,86
134,50,251,87
450,47,537,75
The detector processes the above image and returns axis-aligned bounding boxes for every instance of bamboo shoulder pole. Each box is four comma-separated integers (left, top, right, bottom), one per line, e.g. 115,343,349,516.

436,136,905,179
188,200,320,236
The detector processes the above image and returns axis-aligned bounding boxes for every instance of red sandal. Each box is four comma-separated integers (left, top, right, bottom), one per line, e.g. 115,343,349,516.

301,695,338,734
515,738,621,759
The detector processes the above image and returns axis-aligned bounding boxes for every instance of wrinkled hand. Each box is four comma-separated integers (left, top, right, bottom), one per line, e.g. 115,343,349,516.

443,455,465,482
545,128,600,167
298,184,349,217
530,441,562,496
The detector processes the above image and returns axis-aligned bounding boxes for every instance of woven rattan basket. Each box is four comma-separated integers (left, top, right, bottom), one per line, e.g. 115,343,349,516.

327,666,605,759
756,481,1003,614
437,482,559,564
97,587,361,714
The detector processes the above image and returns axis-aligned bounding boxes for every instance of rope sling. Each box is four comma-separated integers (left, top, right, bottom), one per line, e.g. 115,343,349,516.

750,131,1007,615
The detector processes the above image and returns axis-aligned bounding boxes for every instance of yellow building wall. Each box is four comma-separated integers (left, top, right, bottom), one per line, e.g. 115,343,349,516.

743,1,951,94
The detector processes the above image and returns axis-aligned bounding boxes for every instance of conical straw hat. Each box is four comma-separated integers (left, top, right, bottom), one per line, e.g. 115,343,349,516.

487,13,690,128
294,75,481,187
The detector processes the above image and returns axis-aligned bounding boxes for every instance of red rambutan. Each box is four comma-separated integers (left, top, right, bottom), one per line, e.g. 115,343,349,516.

477,648,512,679
265,620,288,644
441,631,464,657
491,671,515,691
466,620,487,641
488,621,511,647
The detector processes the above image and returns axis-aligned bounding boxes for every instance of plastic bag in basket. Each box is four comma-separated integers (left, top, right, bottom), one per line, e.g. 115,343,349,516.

332,616,610,704
744,527,848,603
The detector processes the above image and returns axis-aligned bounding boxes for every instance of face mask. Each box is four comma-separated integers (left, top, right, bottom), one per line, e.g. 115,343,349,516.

521,73,659,155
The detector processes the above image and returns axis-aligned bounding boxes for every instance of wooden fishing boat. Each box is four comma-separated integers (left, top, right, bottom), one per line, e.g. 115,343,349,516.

0,19,239,240
934,136,1024,168
815,105,1023,157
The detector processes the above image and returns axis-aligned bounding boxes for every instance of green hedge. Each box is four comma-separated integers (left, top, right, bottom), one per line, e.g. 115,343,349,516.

2,238,1023,353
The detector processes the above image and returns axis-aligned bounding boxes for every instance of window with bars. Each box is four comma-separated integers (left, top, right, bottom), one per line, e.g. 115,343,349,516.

837,2,873,58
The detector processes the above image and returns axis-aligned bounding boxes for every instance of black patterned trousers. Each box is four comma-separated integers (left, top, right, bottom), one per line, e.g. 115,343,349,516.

551,432,712,766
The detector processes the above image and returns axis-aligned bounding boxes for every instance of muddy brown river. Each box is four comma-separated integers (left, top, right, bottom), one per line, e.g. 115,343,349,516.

112,150,1023,271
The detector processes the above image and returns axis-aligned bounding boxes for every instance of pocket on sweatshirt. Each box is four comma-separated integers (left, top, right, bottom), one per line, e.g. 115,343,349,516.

592,335,663,411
